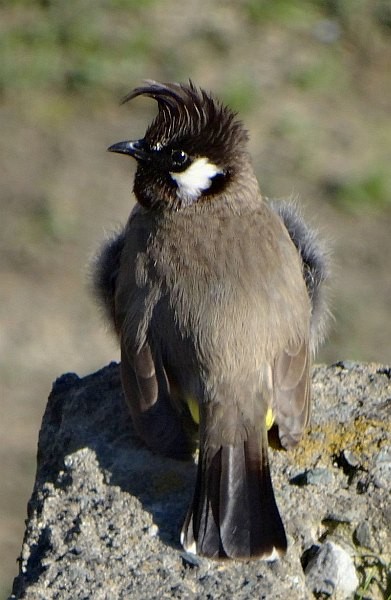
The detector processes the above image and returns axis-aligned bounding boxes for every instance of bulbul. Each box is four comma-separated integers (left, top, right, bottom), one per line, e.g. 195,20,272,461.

93,81,329,560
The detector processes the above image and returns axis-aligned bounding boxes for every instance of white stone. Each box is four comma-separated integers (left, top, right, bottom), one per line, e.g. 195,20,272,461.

305,541,359,599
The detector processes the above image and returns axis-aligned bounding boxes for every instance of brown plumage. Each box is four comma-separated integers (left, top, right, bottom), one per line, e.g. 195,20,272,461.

93,81,326,559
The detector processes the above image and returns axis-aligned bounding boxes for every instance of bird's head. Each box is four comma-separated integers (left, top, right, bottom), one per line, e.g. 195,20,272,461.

108,80,250,210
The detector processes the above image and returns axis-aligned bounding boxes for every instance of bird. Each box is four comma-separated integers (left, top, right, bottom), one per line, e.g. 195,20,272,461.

92,80,329,560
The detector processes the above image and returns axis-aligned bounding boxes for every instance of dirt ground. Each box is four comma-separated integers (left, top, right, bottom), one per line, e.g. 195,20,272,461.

1,2,390,597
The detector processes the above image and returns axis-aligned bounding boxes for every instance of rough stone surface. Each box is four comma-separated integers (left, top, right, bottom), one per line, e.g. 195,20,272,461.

9,362,391,599
304,541,359,599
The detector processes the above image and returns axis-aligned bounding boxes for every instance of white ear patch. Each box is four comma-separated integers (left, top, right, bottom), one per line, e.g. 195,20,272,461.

170,157,222,202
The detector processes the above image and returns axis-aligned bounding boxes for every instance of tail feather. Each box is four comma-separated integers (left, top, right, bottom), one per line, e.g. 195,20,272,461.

219,446,251,556
182,433,287,559
189,450,223,557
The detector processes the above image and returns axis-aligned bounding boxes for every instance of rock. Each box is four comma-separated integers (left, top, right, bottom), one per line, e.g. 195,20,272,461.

372,446,391,489
304,541,359,599
290,467,334,486
354,522,372,549
9,362,391,599
341,449,360,470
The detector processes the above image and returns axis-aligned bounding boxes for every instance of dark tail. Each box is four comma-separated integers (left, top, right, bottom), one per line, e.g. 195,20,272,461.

181,432,287,559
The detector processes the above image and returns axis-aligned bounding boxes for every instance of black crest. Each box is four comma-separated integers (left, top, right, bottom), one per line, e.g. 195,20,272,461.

122,80,248,164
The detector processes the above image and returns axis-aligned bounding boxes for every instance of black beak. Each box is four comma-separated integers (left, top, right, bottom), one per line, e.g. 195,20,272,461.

107,139,151,163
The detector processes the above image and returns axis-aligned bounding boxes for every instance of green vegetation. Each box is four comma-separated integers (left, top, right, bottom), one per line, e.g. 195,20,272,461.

0,0,159,99
355,558,391,600
326,170,391,214
1,0,389,100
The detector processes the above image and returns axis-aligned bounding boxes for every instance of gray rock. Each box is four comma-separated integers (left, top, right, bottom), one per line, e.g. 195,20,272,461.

354,521,372,549
372,446,391,489
290,467,334,486
9,362,391,599
304,541,359,599
341,449,360,470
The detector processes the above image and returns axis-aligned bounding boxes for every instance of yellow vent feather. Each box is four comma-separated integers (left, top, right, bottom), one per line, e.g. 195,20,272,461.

186,396,200,425
265,407,275,430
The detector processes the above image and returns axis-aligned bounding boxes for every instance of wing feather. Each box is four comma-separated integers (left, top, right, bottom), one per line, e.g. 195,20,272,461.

273,340,311,449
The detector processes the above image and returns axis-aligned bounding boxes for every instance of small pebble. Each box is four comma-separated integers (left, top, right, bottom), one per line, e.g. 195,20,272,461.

354,521,372,549
181,551,202,568
147,524,159,537
290,468,333,486
342,450,360,469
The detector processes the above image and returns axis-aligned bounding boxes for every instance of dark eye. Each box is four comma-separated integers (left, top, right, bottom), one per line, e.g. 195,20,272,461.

171,149,189,170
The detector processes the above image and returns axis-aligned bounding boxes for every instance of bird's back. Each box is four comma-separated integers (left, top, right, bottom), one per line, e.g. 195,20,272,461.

119,198,310,383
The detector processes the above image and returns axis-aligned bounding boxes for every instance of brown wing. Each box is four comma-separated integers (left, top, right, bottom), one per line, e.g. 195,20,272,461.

120,340,192,459
273,340,311,449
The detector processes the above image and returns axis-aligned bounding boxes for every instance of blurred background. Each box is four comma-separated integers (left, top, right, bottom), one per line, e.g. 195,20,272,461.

1,0,390,596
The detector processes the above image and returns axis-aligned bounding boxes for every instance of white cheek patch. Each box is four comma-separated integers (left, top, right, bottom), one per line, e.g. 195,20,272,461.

170,157,222,202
